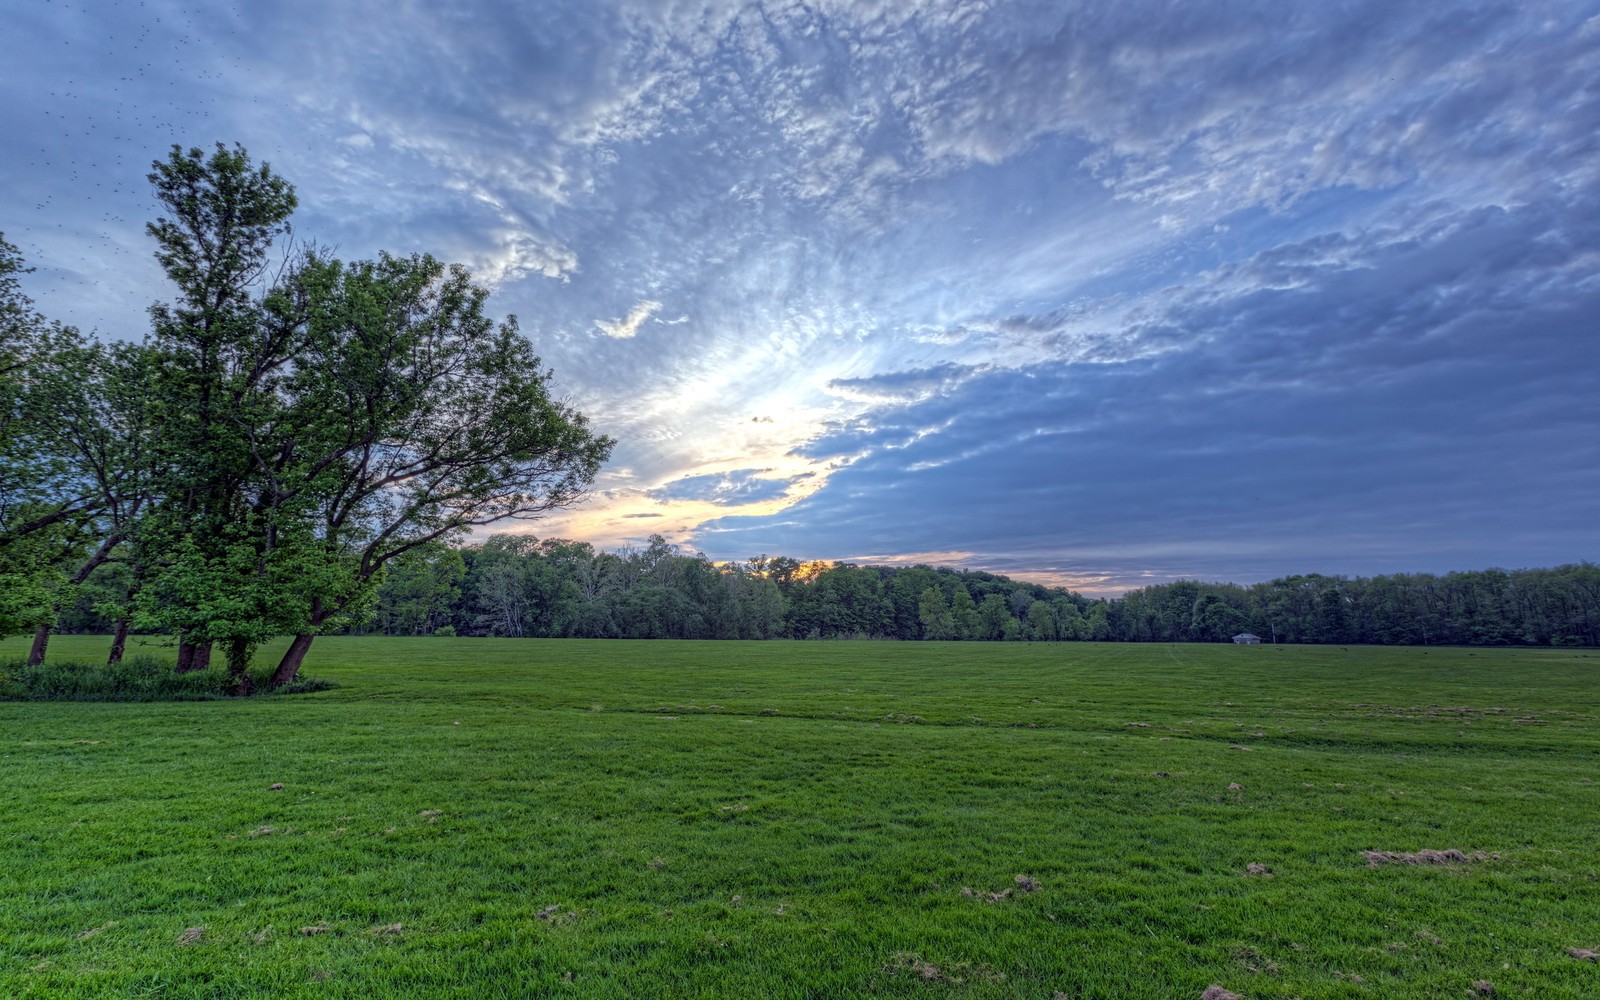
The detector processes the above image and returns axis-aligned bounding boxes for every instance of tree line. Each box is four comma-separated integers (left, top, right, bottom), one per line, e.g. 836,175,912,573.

51,529,1600,647
0,144,612,691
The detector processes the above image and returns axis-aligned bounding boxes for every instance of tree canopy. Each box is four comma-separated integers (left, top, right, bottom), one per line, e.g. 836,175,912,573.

4,144,613,688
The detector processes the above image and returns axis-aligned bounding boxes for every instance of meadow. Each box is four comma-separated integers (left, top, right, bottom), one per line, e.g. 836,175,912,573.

1,636,1597,998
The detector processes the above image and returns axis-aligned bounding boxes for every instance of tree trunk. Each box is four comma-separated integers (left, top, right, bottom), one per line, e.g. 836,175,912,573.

270,633,316,687
270,597,333,688
176,640,197,673
226,637,253,696
107,618,130,665
27,624,51,666
193,641,212,671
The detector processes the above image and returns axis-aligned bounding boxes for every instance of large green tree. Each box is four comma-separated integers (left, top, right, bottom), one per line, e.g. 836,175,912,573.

127,143,610,689
255,251,612,684
132,143,302,688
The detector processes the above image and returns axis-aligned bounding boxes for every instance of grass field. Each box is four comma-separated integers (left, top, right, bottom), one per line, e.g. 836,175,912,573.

2,636,1597,998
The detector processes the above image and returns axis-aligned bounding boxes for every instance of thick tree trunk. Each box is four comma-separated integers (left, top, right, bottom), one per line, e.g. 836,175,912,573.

270,597,334,688
107,619,130,665
270,633,316,687
193,641,212,671
27,624,51,666
175,641,197,673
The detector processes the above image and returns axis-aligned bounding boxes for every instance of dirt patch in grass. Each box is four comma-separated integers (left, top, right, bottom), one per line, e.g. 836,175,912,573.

885,952,1004,986
176,927,204,946
960,876,1039,903
1568,947,1598,961
1245,863,1272,877
961,885,1011,903
1201,986,1240,1000
1363,849,1498,867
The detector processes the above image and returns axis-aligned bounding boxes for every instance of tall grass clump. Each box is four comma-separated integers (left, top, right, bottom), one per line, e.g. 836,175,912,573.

0,655,334,702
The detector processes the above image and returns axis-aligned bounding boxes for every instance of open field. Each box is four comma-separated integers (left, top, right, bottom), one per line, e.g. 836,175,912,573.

2,637,1598,998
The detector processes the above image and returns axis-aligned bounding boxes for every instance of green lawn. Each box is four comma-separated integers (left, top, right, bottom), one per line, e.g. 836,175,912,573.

2,636,1597,998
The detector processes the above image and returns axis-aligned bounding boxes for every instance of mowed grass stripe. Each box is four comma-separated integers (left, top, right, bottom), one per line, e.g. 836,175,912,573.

2,636,1597,998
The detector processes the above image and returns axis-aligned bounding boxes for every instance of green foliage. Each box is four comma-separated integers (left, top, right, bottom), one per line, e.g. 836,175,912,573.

0,654,332,702
1111,564,1600,646
916,585,954,640
0,235,125,639
1,635,1597,997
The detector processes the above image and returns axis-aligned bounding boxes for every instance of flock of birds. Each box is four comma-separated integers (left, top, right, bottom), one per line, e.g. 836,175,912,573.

15,2,298,333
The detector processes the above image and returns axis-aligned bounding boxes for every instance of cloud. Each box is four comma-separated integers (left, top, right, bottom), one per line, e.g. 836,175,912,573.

696,196,1600,587
649,468,814,507
825,362,983,404
594,299,664,339
6,0,1597,586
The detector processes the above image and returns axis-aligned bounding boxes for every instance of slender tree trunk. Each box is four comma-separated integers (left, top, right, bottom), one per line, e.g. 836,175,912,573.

271,633,316,687
107,558,146,667
107,618,130,665
227,637,253,696
175,640,197,673
25,529,130,667
27,624,51,666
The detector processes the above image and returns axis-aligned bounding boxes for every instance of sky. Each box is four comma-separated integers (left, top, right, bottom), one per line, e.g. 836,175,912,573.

3,0,1598,594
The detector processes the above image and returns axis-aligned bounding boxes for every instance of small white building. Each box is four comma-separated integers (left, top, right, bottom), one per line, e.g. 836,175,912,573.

1233,633,1262,645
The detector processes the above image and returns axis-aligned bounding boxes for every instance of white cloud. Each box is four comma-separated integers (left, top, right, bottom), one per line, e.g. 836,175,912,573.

594,299,664,338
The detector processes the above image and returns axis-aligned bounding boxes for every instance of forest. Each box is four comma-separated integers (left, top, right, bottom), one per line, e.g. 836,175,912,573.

49,531,1600,648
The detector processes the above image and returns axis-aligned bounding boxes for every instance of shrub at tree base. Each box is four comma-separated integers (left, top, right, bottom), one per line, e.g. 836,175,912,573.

0,656,334,702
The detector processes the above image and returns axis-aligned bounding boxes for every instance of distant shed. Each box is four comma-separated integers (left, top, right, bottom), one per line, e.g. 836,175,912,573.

1232,633,1262,645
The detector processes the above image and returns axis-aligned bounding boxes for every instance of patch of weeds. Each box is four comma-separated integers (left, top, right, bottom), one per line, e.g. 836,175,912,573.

1,656,334,702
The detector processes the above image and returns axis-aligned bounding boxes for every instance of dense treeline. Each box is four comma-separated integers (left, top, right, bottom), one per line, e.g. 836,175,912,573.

53,532,1600,647
1104,569,1600,647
